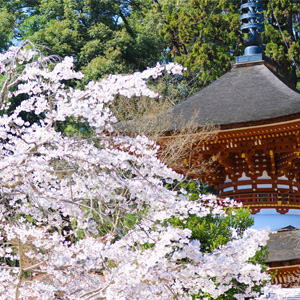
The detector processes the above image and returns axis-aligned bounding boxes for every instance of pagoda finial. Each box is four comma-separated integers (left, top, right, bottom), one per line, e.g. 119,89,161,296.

241,0,264,55
236,0,264,63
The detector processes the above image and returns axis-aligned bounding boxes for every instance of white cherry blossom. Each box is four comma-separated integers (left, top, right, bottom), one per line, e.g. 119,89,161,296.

0,44,283,299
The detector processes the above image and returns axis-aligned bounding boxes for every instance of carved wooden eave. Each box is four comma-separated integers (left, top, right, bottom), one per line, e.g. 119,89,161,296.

159,117,300,214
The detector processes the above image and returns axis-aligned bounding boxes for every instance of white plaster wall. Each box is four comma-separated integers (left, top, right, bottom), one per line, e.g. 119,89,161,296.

238,172,251,181
257,171,271,180
252,209,300,230
224,175,232,183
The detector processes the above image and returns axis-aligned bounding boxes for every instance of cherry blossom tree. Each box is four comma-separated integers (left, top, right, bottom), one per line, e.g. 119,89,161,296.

0,42,286,300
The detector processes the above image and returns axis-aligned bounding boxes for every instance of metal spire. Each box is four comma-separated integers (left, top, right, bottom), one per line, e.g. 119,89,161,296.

236,0,265,63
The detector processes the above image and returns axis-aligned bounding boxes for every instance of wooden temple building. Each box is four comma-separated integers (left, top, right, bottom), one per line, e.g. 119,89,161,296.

163,57,300,229
157,0,300,287
267,226,300,288
160,0,300,229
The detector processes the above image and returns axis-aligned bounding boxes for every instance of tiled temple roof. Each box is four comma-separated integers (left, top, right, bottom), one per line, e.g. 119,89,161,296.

267,226,300,264
165,61,300,131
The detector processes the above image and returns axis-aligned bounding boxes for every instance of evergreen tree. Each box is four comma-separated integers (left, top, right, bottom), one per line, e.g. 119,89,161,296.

1,1,300,91
0,0,166,81
161,0,300,88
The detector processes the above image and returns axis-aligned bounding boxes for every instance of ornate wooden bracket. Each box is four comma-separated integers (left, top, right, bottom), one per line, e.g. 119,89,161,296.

276,207,289,214
269,150,276,177
250,207,261,214
243,150,256,176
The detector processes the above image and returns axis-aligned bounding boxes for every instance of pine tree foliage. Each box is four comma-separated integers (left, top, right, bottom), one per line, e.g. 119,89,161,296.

161,0,300,88
0,0,166,81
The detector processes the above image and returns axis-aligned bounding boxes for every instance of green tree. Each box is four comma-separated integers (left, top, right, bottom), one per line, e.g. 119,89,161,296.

0,7,16,51
161,0,300,88
2,0,300,88
264,0,300,85
0,0,166,81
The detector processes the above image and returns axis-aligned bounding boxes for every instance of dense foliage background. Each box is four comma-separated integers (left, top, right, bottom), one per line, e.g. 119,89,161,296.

0,0,300,89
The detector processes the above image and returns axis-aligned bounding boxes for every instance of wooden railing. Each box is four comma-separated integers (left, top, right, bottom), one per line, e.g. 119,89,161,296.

269,265,300,288
221,192,300,214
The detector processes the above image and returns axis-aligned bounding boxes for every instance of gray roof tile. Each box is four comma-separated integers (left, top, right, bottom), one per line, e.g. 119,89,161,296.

166,62,300,131
267,227,300,263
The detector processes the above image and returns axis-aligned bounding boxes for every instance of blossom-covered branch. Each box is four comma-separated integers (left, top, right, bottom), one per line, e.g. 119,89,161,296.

0,43,284,300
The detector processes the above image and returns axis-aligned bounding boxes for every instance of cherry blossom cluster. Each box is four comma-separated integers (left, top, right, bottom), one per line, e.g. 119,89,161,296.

0,44,285,299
